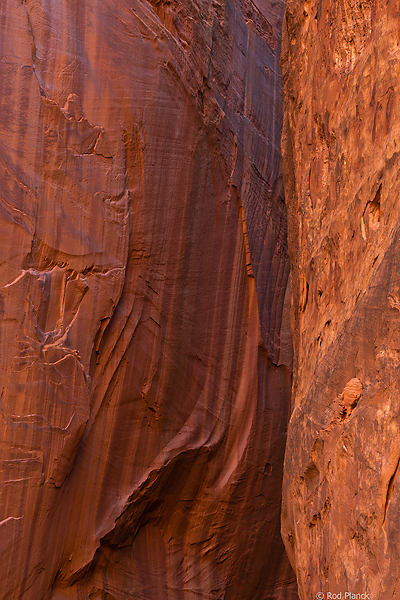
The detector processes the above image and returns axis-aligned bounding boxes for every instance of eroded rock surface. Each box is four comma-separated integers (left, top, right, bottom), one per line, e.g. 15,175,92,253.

0,0,296,598
281,1,400,598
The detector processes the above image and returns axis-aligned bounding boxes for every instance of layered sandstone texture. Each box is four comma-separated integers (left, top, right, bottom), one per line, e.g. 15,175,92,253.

0,0,297,598
281,1,400,598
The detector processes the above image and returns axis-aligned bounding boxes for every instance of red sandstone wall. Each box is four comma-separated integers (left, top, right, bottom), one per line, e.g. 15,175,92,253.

281,1,400,598
0,0,296,598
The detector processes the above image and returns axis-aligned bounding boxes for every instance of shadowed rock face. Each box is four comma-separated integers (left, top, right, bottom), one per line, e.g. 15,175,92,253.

0,0,296,598
281,1,400,598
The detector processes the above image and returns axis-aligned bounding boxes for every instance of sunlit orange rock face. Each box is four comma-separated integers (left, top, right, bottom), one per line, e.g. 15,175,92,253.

281,1,400,598
0,0,297,598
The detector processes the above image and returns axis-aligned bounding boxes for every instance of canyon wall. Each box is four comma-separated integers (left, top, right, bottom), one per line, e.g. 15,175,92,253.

281,0,400,598
0,0,297,598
